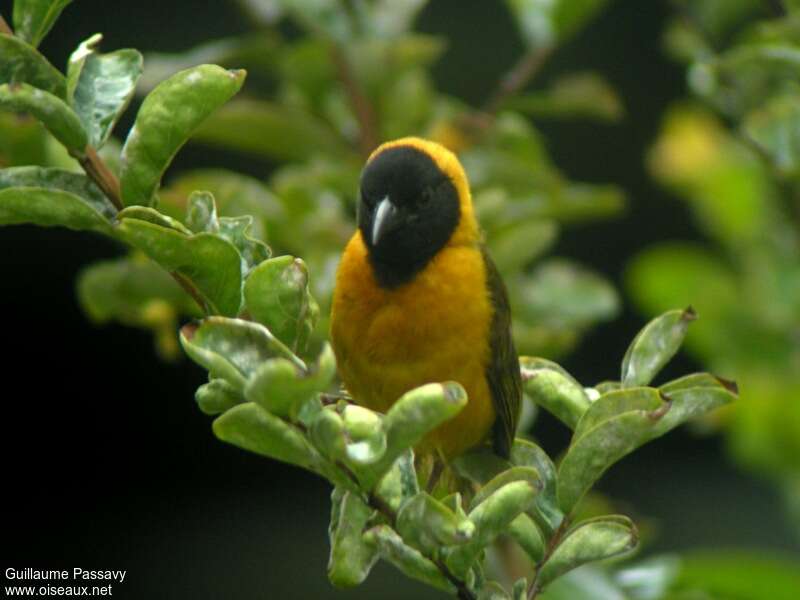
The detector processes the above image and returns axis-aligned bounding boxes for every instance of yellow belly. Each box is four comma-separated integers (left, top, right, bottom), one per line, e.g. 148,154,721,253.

330,232,495,457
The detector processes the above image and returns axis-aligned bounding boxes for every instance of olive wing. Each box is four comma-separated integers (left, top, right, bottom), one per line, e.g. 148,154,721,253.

481,247,522,458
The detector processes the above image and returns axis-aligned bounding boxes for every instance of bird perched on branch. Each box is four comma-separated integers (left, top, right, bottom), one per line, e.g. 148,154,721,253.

330,137,521,459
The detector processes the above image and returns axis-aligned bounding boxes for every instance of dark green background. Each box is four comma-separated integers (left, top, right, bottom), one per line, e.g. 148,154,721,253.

1,1,796,598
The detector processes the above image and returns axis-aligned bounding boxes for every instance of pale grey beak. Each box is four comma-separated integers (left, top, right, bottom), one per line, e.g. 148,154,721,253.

371,196,397,245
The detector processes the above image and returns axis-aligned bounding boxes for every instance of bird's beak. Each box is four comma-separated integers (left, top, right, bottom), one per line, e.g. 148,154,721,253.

371,196,398,246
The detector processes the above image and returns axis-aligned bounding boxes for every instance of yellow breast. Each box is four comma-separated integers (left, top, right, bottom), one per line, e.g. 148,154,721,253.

330,231,496,457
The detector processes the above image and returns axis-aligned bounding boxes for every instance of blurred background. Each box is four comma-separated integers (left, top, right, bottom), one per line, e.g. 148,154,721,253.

2,0,799,598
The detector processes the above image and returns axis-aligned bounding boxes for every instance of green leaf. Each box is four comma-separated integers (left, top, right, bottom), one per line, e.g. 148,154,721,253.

511,439,562,532
374,451,420,513
192,98,353,162
212,401,317,469
0,33,66,97
445,481,539,578
488,219,558,275
557,404,669,513
504,0,609,49
516,259,619,329
676,551,800,600
67,34,143,148
180,316,304,390
359,382,468,488
0,187,111,234
521,357,591,429
363,525,456,593
621,308,696,387
742,92,800,179
0,82,87,152
195,379,244,415
161,169,284,238
508,514,546,563
396,492,475,552
613,554,681,600
245,343,335,418
342,405,387,465
117,218,243,316
536,515,638,588
244,255,319,353
119,65,246,206
0,166,114,219
352,0,428,38
573,387,664,441
327,489,378,588
12,0,72,47
76,254,196,360
505,72,623,122
118,205,191,233
310,407,347,461
470,467,543,511
0,112,48,166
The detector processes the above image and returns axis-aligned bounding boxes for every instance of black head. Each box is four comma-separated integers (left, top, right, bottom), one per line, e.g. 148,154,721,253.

358,145,460,288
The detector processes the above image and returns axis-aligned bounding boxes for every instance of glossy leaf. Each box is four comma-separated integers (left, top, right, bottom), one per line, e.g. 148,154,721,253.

342,405,387,465
0,33,66,97
117,218,243,316
192,98,353,162
12,0,72,47
521,358,591,429
327,488,378,588
243,342,333,419
67,34,143,148
511,439,562,532
119,65,245,206
470,467,542,511
0,82,87,152
180,316,304,390
160,168,284,238
212,402,317,469
396,492,475,552
195,379,244,415
360,383,467,488
243,255,318,352
0,166,114,219
508,513,546,563
118,205,191,233
363,525,455,593
446,481,539,578
573,388,664,441
310,407,347,461
373,451,419,514
557,405,669,513
0,187,111,234
621,308,696,387
536,515,638,588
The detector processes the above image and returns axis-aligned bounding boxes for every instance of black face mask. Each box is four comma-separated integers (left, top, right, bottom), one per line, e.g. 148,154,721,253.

358,145,461,288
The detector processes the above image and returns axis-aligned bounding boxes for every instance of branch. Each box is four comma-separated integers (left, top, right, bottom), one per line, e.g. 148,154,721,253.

527,517,570,600
335,459,476,600
75,147,123,211
329,43,379,157
0,13,14,35
458,46,553,138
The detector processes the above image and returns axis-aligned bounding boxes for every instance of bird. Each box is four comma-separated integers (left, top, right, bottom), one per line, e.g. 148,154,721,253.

330,137,521,460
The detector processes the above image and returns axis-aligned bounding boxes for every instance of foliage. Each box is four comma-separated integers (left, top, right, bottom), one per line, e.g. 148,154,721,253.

627,0,800,533
1,1,796,599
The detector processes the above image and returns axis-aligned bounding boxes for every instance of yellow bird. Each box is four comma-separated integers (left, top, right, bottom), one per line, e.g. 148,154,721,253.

330,137,521,459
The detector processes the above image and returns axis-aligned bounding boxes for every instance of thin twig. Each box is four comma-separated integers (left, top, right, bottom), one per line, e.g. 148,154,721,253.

329,43,379,157
458,46,553,138
334,458,475,599
0,14,13,35
527,517,570,600
75,147,123,211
